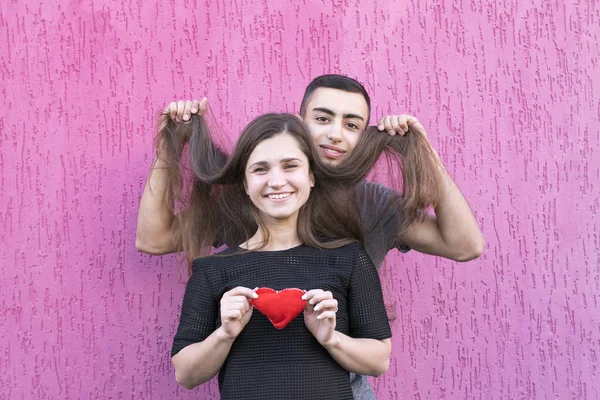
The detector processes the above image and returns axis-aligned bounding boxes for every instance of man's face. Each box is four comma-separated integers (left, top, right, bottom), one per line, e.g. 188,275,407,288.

302,88,370,165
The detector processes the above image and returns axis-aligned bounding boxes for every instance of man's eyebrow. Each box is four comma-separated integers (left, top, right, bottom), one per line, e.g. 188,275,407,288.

312,107,335,116
343,113,365,121
312,107,365,121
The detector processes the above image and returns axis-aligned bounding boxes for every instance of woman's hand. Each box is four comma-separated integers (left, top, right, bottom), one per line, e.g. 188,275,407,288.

219,286,257,340
303,289,339,347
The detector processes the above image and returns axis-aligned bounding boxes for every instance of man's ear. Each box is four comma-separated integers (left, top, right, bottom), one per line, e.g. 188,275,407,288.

295,114,304,122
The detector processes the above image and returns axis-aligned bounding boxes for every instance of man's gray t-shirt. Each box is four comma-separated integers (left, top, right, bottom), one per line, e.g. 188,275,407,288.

358,180,410,268
350,180,410,399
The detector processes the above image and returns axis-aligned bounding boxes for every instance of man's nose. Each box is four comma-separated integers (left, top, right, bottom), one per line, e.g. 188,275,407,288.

326,122,343,142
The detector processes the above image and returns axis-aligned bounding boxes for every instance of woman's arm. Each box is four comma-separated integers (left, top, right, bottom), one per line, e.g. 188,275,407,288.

172,327,235,389
303,289,391,377
304,244,394,376
172,285,257,389
323,334,391,377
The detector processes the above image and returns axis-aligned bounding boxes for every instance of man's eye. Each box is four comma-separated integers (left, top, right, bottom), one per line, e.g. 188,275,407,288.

316,117,329,123
347,123,359,129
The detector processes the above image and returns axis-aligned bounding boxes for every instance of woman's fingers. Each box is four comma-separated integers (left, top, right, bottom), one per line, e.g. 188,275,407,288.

225,286,258,299
303,290,337,320
316,311,336,320
303,290,333,305
221,287,257,321
313,299,337,312
222,309,243,321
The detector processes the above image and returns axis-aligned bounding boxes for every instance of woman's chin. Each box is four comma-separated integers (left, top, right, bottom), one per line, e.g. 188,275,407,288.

260,209,299,222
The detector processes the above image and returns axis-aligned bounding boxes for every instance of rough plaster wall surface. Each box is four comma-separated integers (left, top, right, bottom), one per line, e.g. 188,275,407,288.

1,0,599,399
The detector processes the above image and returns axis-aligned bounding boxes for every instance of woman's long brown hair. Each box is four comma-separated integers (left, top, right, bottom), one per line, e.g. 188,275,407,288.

335,125,445,236
153,113,444,269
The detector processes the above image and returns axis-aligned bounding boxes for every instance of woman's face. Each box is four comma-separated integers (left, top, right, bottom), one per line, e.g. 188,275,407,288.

244,133,314,224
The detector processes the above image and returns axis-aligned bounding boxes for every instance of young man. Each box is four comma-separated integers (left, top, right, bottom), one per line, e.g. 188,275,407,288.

136,75,484,399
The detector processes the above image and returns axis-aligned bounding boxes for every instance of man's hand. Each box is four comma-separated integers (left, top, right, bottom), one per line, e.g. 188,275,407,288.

377,114,426,137
164,98,208,123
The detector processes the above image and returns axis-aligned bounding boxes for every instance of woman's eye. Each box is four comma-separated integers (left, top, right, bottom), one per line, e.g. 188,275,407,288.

284,164,298,169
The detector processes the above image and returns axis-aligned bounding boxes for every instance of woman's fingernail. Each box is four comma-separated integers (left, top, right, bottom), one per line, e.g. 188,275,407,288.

314,305,320,311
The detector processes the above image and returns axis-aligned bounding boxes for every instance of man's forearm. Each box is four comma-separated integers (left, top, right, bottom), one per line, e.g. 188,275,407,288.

135,153,178,255
400,151,484,261
323,333,391,377
433,166,485,261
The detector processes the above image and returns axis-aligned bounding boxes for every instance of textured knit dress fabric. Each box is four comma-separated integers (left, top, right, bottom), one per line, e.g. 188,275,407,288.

172,242,391,400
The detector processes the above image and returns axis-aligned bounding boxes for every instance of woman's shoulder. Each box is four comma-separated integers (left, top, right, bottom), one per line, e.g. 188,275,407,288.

307,242,370,266
191,243,367,266
332,242,373,268
190,246,240,271
333,241,366,254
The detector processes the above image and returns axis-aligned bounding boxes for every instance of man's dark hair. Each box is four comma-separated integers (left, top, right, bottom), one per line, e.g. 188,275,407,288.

299,74,371,121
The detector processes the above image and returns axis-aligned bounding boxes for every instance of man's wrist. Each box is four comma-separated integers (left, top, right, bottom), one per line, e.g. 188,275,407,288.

151,154,169,169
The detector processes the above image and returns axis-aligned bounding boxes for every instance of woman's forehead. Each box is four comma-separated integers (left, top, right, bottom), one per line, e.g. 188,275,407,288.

247,134,307,164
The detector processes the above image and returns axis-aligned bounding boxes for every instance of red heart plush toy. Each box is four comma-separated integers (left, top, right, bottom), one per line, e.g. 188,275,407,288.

250,288,307,329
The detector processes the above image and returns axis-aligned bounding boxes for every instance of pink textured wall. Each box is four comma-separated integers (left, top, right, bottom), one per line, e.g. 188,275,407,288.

2,0,599,399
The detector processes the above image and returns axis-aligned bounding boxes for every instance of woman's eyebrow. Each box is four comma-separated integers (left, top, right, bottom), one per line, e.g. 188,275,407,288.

248,160,268,168
280,158,303,163
248,158,303,168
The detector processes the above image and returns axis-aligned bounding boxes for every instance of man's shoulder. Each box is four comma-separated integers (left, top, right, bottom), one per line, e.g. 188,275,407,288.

355,180,402,215
354,180,398,197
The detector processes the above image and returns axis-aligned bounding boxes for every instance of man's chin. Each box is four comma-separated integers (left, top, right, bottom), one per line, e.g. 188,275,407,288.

320,157,345,166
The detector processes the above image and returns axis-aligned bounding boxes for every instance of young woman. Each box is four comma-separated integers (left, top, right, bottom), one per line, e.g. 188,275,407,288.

161,113,444,399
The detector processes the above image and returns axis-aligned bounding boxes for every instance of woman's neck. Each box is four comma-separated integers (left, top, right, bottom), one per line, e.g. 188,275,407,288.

243,217,302,251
